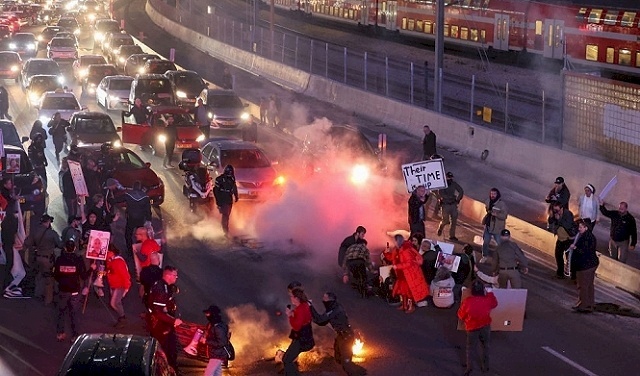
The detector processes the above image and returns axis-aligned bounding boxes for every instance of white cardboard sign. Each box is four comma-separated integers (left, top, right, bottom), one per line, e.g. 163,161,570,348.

68,160,89,196
401,159,447,193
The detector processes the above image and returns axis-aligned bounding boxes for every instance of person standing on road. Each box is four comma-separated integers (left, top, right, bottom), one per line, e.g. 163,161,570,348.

148,265,183,371
134,226,161,271
283,287,315,376
124,181,152,256
28,133,48,188
548,202,577,279
599,201,637,264
61,216,82,251
60,166,78,218
436,172,464,241
545,176,571,210
221,67,233,90
162,116,177,168
202,304,231,376
213,165,238,237
338,226,366,268
140,252,163,308
267,95,279,128
0,85,11,119
408,185,428,237
127,98,151,124
29,120,47,141
494,229,529,289
24,214,62,305
310,291,367,376
53,239,95,342
458,279,498,376
569,220,599,313
192,98,210,125
577,184,599,231
422,125,437,160
47,112,69,164
106,245,131,328
481,188,508,257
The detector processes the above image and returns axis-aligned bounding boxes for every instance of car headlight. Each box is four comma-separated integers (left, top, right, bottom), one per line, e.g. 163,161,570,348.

104,42,109,48
29,92,39,103
113,140,122,148
79,68,88,77
10,65,18,72
57,76,65,84
76,141,85,147
195,134,205,142
207,112,213,119
37,35,43,41
89,14,96,21
138,67,144,74
273,176,286,186
158,134,167,143
88,86,96,94
119,57,125,63
8,43,16,49
240,112,250,121
95,33,103,41
74,28,80,35
176,90,187,98
28,43,36,50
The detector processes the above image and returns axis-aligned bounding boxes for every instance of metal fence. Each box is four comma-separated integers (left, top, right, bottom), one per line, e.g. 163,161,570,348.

563,72,640,171
151,0,560,145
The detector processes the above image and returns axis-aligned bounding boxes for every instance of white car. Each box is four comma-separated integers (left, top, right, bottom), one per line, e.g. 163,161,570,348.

47,37,78,61
96,75,133,111
37,90,82,124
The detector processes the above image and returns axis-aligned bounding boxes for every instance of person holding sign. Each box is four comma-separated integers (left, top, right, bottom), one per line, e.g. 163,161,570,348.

408,186,429,237
436,172,464,241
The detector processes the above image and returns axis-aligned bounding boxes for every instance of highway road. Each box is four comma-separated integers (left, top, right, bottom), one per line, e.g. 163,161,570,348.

0,2,639,375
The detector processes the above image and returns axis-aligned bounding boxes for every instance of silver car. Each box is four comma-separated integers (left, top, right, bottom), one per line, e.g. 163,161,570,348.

200,138,284,200
37,91,82,124
95,75,134,111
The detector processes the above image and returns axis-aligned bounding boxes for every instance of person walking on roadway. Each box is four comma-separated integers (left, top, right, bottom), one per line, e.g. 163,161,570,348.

481,188,508,257
494,229,529,289
436,172,464,241
213,165,239,237
599,200,637,264
547,202,577,279
422,125,437,160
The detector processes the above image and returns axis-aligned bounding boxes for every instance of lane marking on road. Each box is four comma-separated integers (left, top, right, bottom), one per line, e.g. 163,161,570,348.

541,346,599,376
0,343,45,376
0,325,49,354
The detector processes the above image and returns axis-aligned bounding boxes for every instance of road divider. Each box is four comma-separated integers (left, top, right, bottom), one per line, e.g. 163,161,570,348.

145,0,640,296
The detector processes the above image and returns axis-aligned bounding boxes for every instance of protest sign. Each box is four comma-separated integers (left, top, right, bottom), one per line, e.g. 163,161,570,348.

5,153,20,174
68,160,89,196
86,230,110,260
458,288,528,332
436,251,461,272
401,159,447,193
599,175,617,200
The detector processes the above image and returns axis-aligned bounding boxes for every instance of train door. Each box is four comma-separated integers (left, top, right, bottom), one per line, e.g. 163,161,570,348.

360,0,369,25
543,19,564,59
493,13,510,50
386,1,397,31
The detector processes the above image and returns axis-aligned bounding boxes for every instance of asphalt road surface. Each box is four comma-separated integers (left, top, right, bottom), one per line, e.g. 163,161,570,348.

1,2,639,375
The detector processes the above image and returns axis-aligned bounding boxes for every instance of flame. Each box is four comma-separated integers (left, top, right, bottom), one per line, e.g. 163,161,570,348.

352,338,364,356
350,164,370,186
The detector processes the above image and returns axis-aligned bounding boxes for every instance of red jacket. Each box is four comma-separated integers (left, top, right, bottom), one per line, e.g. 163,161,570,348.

139,238,161,268
107,255,132,290
457,292,498,331
289,302,312,331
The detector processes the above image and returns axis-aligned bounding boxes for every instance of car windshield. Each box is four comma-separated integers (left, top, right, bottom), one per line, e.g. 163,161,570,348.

109,79,133,90
138,79,172,93
119,45,141,54
29,61,60,75
89,66,118,77
157,112,194,125
111,149,146,170
57,19,77,28
220,148,271,168
43,27,62,36
174,73,204,91
51,38,76,47
210,94,243,108
112,36,133,45
148,61,175,72
0,54,18,64
0,122,20,146
31,78,60,91
82,56,106,66
12,34,34,42
75,117,116,133
41,96,80,110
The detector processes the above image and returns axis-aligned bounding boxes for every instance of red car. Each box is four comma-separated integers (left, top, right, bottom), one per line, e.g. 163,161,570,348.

121,106,205,156
76,144,165,206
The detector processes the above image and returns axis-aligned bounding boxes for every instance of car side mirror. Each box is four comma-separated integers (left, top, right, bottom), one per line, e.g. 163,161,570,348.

145,162,151,168
116,126,122,132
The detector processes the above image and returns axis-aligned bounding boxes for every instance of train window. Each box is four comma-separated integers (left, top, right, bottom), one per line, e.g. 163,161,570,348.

348,9,354,20
462,0,472,7
604,12,619,26
535,20,542,35
444,24,449,37
408,19,415,31
451,25,459,38
461,27,469,40
576,8,587,22
416,20,423,32
470,28,478,41
585,44,598,61
588,9,603,24
619,49,631,66
636,52,640,67
425,21,432,34
621,12,636,27
402,17,407,30
606,47,614,63
480,29,486,43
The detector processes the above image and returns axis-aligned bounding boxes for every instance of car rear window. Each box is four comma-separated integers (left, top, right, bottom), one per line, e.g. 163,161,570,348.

89,66,118,77
41,96,80,110
82,56,106,66
0,54,19,64
12,34,35,42
96,20,119,33
0,123,20,146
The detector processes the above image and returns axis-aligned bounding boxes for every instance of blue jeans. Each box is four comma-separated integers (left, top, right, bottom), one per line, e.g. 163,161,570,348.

482,228,501,256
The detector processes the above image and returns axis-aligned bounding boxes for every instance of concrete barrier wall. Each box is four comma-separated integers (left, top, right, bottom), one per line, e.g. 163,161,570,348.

146,2,640,295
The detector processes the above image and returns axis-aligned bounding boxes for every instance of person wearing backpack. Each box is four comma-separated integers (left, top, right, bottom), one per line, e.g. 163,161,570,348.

202,305,231,376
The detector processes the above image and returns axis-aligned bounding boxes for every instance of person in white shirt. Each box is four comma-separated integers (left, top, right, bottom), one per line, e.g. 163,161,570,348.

577,184,599,231
430,266,455,308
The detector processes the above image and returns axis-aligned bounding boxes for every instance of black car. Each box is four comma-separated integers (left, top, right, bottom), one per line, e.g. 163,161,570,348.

0,51,22,80
0,120,28,147
165,70,207,107
82,63,118,96
112,44,143,67
37,26,64,47
67,111,122,148
8,33,38,58
20,58,62,89
56,334,176,376
140,59,177,75
124,53,159,76
1,145,47,213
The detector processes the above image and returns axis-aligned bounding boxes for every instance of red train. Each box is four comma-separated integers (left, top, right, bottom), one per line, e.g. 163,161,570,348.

270,0,640,74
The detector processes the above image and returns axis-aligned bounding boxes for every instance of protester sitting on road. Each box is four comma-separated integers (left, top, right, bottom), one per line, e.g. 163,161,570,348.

430,266,455,308
419,239,440,284
392,236,429,313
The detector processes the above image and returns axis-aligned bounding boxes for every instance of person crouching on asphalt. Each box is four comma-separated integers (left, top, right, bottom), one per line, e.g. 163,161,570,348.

283,287,315,376
458,280,498,376
106,244,131,328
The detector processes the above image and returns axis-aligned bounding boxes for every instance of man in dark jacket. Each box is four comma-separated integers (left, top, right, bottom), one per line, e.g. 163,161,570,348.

140,252,163,309
338,226,366,267
202,305,230,375
422,125,437,160
53,240,95,341
148,266,183,370
600,201,637,264
545,176,571,210
213,165,238,236
47,112,69,163
61,169,78,218
436,172,464,241
408,185,428,237
124,181,152,255
28,134,48,187
0,85,10,119
162,116,177,168
548,202,576,279
24,214,62,305
311,292,367,376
